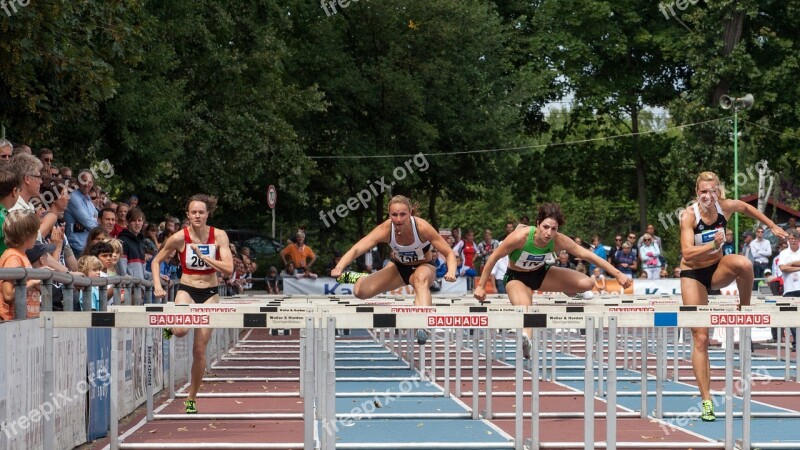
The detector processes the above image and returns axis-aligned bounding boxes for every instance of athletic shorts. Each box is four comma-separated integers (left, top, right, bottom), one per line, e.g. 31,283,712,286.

178,283,218,304
680,262,721,295
391,259,436,286
503,267,549,291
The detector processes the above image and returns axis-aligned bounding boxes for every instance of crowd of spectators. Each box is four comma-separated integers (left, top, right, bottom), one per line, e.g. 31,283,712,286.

0,139,257,320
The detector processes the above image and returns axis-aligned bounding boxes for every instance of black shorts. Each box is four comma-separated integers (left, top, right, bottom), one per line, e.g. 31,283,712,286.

504,267,549,291
178,283,218,304
680,262,721,295
391,259,436,285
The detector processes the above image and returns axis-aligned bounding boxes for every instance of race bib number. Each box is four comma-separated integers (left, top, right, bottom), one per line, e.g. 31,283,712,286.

695,228,722,252
514,252,546,270
186,244,216,270
395,251,419,264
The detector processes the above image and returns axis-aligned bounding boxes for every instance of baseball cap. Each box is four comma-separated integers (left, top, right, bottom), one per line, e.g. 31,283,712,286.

25,242,56,263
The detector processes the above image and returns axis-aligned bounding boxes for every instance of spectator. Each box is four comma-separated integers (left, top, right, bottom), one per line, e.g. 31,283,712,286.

476,229,500,267
9,153,43,214
750,226,772,282
38,148,54,177
450,228,462,249
455,229,478,269
0,168,21,255
0,139,12,160
0,210,42,320
455,255,476,278
99,207,116,235
37,178,77,272
574,257,588,275
159,216,178,241
431,248,447,279
638,224,663,254
672,267,682,278
265,266,281,294
778,230,800,349
591,267,606,294
65,171,99,255
356,245,382,274
498,221,515,242
519,215,530,226
609,234,624,264
118,208,147,281
722,229,736,255
77,255,104,311
106,238,123,278
614,242,637,277
639,233,662,279
143,223,160,254
554,250,574,269
740,231,755,261
159,249,180,295
280,261,300,279
59,167,72,178
279,231,317,277
589,235,607,274
626,232,639,261
128,194,139,209
12,144,31,155
84,227,109,252
111,202,129,238
784,216,797,232
324,250,347,274
491,254,509,294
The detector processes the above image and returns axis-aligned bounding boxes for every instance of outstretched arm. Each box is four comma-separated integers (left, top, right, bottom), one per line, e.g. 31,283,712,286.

330,222,389,278
726,199,789,241
558,234,631,289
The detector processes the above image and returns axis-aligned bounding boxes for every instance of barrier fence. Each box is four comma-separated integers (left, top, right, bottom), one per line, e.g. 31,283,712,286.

2,266,800,450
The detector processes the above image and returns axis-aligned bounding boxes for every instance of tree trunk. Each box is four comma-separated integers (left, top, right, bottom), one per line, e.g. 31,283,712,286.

632,106,647,232
428,179,440,230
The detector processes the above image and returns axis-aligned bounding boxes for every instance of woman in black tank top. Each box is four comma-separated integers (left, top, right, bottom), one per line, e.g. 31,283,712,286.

679,171,787,422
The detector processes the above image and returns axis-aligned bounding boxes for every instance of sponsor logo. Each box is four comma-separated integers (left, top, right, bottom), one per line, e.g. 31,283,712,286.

189,306,237,313
427,315,488,327
148,314,210,326
608,307,655,312
391,307,437,313
710,314,771,325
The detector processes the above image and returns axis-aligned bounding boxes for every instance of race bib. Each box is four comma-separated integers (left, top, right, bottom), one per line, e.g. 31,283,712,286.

186,244,216,270
694,228,722,253
514,251,547,270
395,251,420,264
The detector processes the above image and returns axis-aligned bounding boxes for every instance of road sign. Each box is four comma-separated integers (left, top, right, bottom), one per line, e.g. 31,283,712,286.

267,185,277,209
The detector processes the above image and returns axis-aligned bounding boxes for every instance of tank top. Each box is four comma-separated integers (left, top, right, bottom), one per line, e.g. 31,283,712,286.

692,202,727,254
389,216,431,264
508,227,556,271
180,227,219,275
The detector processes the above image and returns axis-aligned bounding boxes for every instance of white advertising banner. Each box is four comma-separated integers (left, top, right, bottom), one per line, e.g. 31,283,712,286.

632,279,739,296
283,276,469,295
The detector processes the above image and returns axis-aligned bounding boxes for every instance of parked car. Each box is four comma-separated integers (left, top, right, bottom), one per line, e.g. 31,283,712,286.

226,230,283,257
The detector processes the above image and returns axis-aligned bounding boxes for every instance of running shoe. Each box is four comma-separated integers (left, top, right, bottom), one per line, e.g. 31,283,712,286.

700,400,715,422
336,271,367,285
416,329,430,345
521,334,532,360
162,328,173,340
184,399,197,414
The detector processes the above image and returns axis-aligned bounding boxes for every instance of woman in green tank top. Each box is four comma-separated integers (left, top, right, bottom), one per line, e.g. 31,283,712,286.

475,203,632,358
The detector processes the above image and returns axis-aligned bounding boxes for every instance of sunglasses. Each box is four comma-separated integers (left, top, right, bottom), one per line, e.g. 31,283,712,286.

42,158,52,163
615,238,622,241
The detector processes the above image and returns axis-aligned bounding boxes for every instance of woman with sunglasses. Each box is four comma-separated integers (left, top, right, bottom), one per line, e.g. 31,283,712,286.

679,171,787,422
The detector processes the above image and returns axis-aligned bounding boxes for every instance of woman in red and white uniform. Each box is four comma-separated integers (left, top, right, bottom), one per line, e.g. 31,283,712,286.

151,194,233,414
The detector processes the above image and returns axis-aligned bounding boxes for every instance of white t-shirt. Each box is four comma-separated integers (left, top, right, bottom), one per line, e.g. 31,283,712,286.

491,255,509,280
779,247,800,294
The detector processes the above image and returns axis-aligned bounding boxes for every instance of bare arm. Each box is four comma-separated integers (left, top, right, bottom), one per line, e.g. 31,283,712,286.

679,205,722,262
330,222,390,278
474,226,529,300
724,199,789,240
416,218,456,282
556,234,631,287
195,229,234,277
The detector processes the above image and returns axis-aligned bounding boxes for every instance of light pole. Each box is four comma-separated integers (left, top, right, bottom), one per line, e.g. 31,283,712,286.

719,93,754,252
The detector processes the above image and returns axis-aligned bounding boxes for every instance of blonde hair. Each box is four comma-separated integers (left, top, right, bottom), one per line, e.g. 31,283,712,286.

104,238,123,255
696,171,726,200
387,195,419,216
77,255,104,275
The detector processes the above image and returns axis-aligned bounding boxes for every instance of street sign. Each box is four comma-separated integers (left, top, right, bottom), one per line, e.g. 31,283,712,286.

267,185,277,209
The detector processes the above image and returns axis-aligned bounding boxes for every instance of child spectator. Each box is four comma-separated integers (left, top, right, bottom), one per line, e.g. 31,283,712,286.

591,267,607,294
266,266,281,294
0,210,42,320
77,255,104,311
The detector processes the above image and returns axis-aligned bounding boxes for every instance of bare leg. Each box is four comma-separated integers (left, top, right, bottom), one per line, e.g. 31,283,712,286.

188,327,212,400
352,263,405,299
682,277,711,400
506,280,533,339
410,265,435,306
